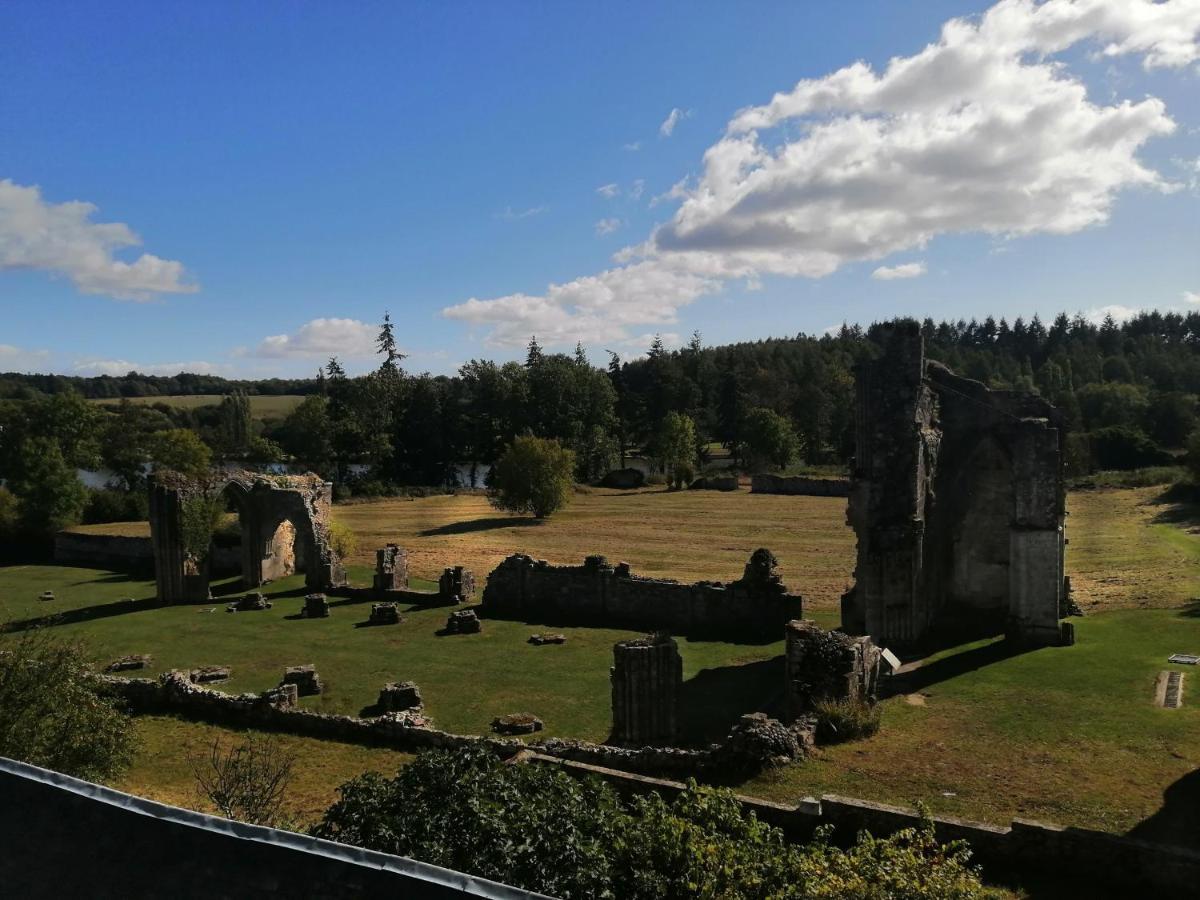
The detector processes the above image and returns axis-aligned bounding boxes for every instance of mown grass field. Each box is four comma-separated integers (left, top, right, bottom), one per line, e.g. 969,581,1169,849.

5,484,1200,835
90,394,305,418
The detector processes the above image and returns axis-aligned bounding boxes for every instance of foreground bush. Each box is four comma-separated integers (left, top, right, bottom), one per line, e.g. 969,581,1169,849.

488,436,576,519
0,629,137,781
313,747,986,899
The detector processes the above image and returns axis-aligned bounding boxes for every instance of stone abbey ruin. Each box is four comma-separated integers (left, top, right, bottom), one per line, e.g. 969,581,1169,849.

138,331,1070,774
843,322,1068,649
149,470,346,604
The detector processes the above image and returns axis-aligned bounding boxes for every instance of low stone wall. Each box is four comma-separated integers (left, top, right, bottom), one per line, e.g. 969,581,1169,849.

525,754,1200,897
750,474,850,497
480,552,802,639
54,531,240,574
103,672,718,779
0,755,544,899
54,532,154,570
689,475,739,491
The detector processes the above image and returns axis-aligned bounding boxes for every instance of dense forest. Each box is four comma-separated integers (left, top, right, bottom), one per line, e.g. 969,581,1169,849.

3,309,1199,539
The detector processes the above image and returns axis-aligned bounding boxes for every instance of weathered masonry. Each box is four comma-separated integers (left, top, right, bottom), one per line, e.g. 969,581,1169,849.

610,633,682,746
843,323,1067,647
149,470,346,604
481,549,802,638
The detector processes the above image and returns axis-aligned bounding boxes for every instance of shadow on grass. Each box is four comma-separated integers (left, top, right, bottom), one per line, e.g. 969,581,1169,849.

419,517,544,537
1148,482,1200,529
677,656,785,747
1127,768,1200,851
2,597,164,632
1177,601,1200,619
884,638,1033,696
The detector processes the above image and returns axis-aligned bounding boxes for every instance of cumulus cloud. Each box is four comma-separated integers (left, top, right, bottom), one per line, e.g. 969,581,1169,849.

254,318,380,359
659,107,692,137
1184,290,1200,305
446,0,1199,347
872,262,928,280
595,218,622,236
72,357,223,376
0,344,51,373
0,179,196,300
596,183,620,199
1083,303,1144,324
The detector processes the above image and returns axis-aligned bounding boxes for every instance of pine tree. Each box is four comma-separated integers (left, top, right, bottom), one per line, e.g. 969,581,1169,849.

377,311,406,374
325,357,346,380
525,336,543,368
574,342,588,366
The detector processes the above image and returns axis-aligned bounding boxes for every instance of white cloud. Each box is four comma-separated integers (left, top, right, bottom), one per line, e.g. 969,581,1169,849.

595,218,622,236
659,107,692,137
0,179,196,300
254,318,381,359
623,141,642,152
445,0,1198,348
72,357,223,376
1084,303,1143,324
1184,290,1200,305
495,205,548,221
630,179,646,200
596,183,620,199
0,344,51,373
872,261,928,280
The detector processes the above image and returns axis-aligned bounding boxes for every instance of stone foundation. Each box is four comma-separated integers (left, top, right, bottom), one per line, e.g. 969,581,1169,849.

373,544,408,594
481,550,802,638
610,633,681,746
282,665,322,696
443,609,481,634
368,603,402,626
376,681,422,713
303,593,330,618
750,474,850,497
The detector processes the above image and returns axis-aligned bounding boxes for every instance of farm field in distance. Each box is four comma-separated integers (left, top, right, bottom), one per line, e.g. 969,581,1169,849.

4,484,1200,835
90,394,306,418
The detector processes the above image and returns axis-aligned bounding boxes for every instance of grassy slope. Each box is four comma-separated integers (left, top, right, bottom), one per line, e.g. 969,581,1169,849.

7,484,1200,834
90,394,304,418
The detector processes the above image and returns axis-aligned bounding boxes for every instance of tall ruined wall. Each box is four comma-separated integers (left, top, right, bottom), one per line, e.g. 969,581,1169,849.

844,323,1066,648
481,551,802,638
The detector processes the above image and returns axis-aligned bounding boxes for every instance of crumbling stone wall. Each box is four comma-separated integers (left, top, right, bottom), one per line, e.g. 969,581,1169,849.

481,550,802,638
784,619,881,720
366,545,475,606
843,323,1066,647
373,544,407,593
610,633,682,746
751,474,850,497
149,470,346,604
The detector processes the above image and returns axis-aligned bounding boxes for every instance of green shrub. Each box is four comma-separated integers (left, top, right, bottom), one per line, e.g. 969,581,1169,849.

813,697,882,744
1090,426,1172,471
313,747,988,899
0,487,20,538
488,436,575,519
82,488,148,525
327,520,357,560
0,629,137,781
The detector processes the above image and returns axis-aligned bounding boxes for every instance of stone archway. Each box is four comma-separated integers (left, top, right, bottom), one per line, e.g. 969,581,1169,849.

150,470,346,604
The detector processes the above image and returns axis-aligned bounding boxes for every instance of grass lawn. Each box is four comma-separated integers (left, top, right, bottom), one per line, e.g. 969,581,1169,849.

116,715,411,826
333,488,856,608
5,484,1200,838
90,394,305,419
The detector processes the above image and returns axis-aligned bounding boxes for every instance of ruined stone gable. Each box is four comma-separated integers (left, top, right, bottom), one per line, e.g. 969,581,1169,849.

843,322,1066,648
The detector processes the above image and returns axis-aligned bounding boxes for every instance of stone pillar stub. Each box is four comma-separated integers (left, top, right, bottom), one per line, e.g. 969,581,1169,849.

610,633,681,746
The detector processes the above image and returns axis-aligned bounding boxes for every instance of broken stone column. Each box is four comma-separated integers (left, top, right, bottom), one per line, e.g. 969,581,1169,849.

282,664,322,696
377,681,423,712
369,602,402,626
784,619,881,721
610,632,681,746
443,608,481,634
374,544,408,594
438,566,476,603
303,593,330,618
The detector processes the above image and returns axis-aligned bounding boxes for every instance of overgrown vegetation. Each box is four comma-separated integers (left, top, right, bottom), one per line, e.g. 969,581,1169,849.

812,697,882,744
313,746,987,899
190,735,296,827
0,629,137,781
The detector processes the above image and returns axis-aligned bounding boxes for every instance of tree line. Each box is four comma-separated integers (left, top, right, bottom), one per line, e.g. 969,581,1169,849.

4,308,1200,539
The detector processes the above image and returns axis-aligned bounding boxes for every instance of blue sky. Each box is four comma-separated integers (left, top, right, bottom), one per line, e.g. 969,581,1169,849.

1,0,1198,378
